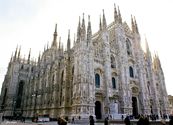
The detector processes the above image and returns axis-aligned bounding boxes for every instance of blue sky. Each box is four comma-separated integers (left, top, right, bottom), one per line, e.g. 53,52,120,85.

0,0,173,95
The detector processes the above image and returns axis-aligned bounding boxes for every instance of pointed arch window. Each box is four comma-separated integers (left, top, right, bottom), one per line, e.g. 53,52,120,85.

129,66,134,78
145,68,148,78
147,82,151,94
21,65,24,70
156,83,159,91
95,73,100,88
112,77,116,89
126,38,132,56
60,71,64,106
72,66,74,82
111,55,116,68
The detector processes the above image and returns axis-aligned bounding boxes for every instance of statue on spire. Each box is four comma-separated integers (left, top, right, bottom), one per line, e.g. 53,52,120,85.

51,24,58,48
87,15,92,44
14,45,18,61
27,48,31,64
99,15,102,31
77,16,81,43
17,46,21,61
118,6,122,24
114,4,118,23
81,13,86,40
59,37,61,51
131,15,135,33
134,16,139,34
67,30,71,51
102,9,107,29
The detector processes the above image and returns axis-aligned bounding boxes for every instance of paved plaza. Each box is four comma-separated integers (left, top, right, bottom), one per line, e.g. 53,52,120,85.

0,121,124,125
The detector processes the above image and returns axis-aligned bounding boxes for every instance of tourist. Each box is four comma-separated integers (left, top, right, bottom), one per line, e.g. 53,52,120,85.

144,116,149,125
89,115,95,125
71,117,75,124
104,117,109,125
137,116,144,125
169,116,173,125
121,115,124,121
124,116,130,125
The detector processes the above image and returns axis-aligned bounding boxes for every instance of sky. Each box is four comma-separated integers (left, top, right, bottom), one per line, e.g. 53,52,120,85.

0,0,173,95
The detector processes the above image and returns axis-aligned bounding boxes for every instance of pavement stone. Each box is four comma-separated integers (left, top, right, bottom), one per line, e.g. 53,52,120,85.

0,121,124,125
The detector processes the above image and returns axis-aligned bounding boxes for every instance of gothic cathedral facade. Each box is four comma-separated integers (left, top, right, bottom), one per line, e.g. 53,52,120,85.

0,5,169,120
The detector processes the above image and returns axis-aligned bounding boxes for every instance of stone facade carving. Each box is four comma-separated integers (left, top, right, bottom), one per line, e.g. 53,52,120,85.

0,5,169,120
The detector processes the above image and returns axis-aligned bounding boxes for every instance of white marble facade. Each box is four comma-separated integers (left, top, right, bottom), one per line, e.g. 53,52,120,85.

0,5,169,120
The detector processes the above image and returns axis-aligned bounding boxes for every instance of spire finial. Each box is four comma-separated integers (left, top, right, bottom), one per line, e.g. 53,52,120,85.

131,15,135,33
114,3,118,23
44,44,46,51
83,13,84,19
99,15,102,31
118,6,122,24
14,45,18,61
52,24,58,48
10,52,13,62
23,54,25,63
81,13,86,40
88,15,90,22
67,29,71,51
134,16,139,33
68,29,70,38
27,48,31,64
87,15,92,44
102,9,107,29
61,43,64,53
17,45,21,60
38,51,41,63
77,16,81,42
145,35,150,53
55,23,57,33
59,37,61,50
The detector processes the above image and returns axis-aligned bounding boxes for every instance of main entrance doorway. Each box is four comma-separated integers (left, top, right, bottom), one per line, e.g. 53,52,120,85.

95,101,102,119
132,97,138,117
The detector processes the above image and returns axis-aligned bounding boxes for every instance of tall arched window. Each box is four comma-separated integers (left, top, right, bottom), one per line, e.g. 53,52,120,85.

126,38,132,56
147,82,150,94
111,55,116,68
95,73,100,88
112,77,116,89
145,68,148,78
72,66,74,82
156,83,159,91
129,66,134,78
60,71,64,106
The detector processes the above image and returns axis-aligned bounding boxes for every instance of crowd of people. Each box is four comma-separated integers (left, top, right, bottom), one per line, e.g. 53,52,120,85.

56,114,173,125
2,114,173,125
123,114,173,125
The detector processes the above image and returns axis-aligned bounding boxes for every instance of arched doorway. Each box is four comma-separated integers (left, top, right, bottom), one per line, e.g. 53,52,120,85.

95,101,102,119
132,97,138,117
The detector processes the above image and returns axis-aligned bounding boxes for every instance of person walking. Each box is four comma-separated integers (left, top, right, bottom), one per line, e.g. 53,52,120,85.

71,117,75,124
124,116,130,125
170,116,173,125
89,115,95,125
104,117,109,125
121,115,124,121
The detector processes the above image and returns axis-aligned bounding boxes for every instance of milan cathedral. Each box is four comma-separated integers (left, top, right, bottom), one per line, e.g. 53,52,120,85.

0,4,169,120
